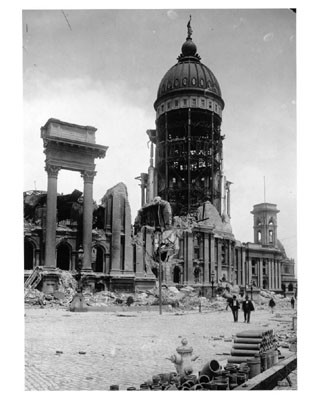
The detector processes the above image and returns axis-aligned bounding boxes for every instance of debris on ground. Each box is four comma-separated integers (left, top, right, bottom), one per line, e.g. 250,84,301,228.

24,271,297,314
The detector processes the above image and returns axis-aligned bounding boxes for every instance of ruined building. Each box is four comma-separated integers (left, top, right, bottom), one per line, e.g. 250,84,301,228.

135,20,296,294
24,21,296,295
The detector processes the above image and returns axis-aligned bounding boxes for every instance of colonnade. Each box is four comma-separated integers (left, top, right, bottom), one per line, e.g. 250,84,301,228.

44,162,96,271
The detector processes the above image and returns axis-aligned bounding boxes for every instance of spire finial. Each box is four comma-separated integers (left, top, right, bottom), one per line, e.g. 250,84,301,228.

187,15,193,39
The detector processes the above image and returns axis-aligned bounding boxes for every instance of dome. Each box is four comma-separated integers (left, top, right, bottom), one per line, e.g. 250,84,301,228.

154,20,224,110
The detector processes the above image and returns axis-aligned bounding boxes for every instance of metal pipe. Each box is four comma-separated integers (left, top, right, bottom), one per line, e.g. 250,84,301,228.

230,349,261,357
232,344,261,350
234,338,263,344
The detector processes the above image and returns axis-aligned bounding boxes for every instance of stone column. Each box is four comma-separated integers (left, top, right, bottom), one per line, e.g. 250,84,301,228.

236,248,240,285
81,170,96,271
268,259,272,290
259,259,263,289
187,232,194,284
278,262,281,290
204,233,210,283
210,235,215,281
273,260,277,289
241,251,246,287
232,243,236,284
274,261,277,289
217,240,222,282
140,173,147,207
124,201,134,275
44,163,60,269
228,240,232,282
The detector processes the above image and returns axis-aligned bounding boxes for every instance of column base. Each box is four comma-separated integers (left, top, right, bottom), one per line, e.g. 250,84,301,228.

80,274,97,293
109,276,135,292
41,270,60,294
134,276,156,291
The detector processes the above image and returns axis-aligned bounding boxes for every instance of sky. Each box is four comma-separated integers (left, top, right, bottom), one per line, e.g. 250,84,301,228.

22,8,297,264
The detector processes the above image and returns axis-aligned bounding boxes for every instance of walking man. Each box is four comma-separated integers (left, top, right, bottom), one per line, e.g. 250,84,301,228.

242,295,255,323
228,295,240,322
291,296,295,309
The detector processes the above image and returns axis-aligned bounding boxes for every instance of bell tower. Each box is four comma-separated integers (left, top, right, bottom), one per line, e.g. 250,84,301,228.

251,203,280,247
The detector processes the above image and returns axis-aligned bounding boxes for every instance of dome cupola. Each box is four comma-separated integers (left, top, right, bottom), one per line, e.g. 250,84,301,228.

154,16,224,117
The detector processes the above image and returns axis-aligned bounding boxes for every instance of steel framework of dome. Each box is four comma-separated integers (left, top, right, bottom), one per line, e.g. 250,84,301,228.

150,18,226,216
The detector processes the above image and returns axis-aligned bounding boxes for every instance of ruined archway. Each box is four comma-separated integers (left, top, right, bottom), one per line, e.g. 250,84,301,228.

56,242,70,270
24,240,34,270
41,118,107,270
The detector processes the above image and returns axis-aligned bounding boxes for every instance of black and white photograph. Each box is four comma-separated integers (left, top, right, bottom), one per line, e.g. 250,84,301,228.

5,1,322,395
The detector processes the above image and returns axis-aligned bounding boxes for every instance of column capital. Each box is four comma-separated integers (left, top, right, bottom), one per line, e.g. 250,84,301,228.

81,170,97,183
45,163,61,178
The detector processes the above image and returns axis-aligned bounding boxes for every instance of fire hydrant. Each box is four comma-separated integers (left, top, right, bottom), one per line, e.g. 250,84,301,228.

167,338,199,375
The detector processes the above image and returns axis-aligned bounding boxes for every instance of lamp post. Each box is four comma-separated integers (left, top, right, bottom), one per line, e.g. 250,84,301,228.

156,228,163,316
211,271,215,298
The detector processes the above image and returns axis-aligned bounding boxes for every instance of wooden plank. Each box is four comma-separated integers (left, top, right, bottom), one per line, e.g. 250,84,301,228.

233,354,297,390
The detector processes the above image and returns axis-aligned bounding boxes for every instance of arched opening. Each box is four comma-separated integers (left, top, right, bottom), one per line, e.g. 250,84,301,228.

24,240,34,270
93,246,104,273
269,230,273,243
173,265,181,283
288,283,294,292
56,242,70,270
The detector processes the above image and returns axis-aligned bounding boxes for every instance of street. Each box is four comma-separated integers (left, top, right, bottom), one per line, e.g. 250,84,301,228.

25,304,297,390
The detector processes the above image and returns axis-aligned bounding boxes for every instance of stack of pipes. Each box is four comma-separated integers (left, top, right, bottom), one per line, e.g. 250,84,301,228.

228,329,277,365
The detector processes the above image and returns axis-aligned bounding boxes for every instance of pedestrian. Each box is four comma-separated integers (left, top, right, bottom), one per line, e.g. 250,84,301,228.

291,296,295,309
269,297,276,313
242,295,255,323
227,295,240,322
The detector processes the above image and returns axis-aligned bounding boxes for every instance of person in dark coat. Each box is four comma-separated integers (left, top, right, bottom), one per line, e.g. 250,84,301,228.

242,295,255,323
291,296,295,309
228,295,240,322
269,298,276,313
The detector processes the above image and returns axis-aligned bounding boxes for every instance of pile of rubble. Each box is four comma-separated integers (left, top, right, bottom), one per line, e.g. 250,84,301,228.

24,273,226,310
81,285,227,311
256,289,295,309
24,271,78,308
24,272,295,312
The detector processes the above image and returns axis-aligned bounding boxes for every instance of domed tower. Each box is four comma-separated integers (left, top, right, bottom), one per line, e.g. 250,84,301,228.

149,18,225,216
